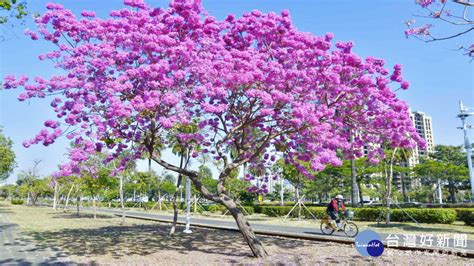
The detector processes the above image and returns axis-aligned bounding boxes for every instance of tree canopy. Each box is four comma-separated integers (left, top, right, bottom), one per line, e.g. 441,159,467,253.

0,128,16,180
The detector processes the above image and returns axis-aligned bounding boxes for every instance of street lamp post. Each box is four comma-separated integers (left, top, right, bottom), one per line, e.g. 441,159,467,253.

457,100,474,201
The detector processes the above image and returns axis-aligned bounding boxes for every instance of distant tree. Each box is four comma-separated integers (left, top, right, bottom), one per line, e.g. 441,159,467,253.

304,165,345,203
415,147,469,203
430,145,469,203
16,159,41,205
0,128,16,181
0,183,18,199
0,0,28,24
160,172,177,199
78,154,117,219
0,0,28,41
267,183,291,202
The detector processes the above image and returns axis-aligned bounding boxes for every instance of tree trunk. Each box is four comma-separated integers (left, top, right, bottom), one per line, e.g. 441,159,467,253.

120,174,125,224
296,186,301,221
449,180,456,204
170,153,188,236
437,179,443,204
385,148,397,225
92,196,97,219
152,155,268,257
400,173,408,203
53,182,59,210
158,191,162,211
280,178,284,206
357,179,364,207
63,184,74,212
221,195,268,258
76,195,80,216
350,159,359,207
193,195,197,213
169,174,182,235
76,185,81,216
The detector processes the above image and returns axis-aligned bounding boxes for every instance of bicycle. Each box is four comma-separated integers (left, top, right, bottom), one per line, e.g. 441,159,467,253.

320,210,359,237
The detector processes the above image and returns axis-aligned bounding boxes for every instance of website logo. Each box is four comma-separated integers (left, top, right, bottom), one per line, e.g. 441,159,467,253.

355,230,384,257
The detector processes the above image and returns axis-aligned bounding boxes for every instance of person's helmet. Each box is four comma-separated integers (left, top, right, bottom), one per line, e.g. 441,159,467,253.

335,195,344,200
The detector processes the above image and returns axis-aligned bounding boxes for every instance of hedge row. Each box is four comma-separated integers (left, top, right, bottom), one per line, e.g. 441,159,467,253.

82,200,473,225
354,208,457,224
206,204,255,215
256,206,459,224
257,206,328,219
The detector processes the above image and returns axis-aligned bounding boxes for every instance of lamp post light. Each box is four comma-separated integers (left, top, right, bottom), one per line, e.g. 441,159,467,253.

457,100,474,201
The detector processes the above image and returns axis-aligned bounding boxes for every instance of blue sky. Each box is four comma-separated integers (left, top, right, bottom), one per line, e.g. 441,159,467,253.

1,0,473,184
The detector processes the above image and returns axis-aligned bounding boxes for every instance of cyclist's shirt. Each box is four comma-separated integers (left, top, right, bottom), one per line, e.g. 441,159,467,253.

327,199,346,213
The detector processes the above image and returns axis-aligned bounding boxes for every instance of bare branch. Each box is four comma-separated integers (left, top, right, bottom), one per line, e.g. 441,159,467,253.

426,26,474,42
454,0,474,7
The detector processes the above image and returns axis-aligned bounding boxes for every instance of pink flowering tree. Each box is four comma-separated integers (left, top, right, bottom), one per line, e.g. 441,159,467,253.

405,0,473,57
3,0,424,257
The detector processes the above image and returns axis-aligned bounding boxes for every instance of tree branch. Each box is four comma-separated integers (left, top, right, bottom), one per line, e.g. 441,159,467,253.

426,26,474,42
454,0,474,7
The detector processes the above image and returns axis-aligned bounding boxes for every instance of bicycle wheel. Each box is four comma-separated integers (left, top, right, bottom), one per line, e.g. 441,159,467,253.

320,221,335,235
343,221,359,237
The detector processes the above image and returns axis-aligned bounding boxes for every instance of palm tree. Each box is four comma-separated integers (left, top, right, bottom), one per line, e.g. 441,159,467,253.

168,123,198,235
396,148,414,203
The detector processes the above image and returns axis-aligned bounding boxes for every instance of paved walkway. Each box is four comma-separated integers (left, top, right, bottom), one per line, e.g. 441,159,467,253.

92,207,474,252
0,209,70,265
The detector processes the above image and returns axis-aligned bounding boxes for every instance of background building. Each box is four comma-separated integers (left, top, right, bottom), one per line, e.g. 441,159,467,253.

410,111,435,157
393,110,435,193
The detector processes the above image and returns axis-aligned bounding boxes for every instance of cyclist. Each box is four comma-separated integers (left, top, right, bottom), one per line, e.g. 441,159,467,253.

326,194,346,230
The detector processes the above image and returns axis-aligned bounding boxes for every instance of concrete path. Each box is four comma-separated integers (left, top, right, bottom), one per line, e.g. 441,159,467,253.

91,207,474,253
0,209,70,265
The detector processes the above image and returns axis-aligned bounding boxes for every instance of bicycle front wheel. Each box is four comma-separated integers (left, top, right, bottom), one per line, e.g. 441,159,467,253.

343,221,359,237
320,221,335,235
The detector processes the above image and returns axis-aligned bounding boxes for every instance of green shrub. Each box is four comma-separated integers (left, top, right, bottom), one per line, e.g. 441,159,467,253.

239,206,255,215
259,206,327,219
457,210,474,226
453,208,474,218
207,204,226,213
205,204,254,215
354,208,456,224
354,208,383,221
259,206,292,217
11,199,24,205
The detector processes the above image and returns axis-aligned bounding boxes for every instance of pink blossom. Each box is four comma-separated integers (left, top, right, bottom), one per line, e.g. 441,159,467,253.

81,10,96,17
5,0,424,196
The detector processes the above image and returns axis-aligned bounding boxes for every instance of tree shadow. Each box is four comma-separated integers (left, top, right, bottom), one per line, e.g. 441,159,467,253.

0,222,18,232
51,212,114,219
0,207,14,214
21,222,306,262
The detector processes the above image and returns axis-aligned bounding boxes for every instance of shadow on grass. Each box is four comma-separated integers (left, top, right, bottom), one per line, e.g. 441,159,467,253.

51,212,114,219
21,222,306,261
367,223,473,234
0,207,14,214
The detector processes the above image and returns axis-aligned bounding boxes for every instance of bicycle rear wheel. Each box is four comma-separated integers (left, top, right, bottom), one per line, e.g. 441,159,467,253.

320,221,335,235
343,221,359,237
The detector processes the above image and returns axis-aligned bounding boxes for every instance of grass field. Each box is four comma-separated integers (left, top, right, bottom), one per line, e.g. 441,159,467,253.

1,202,472,265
